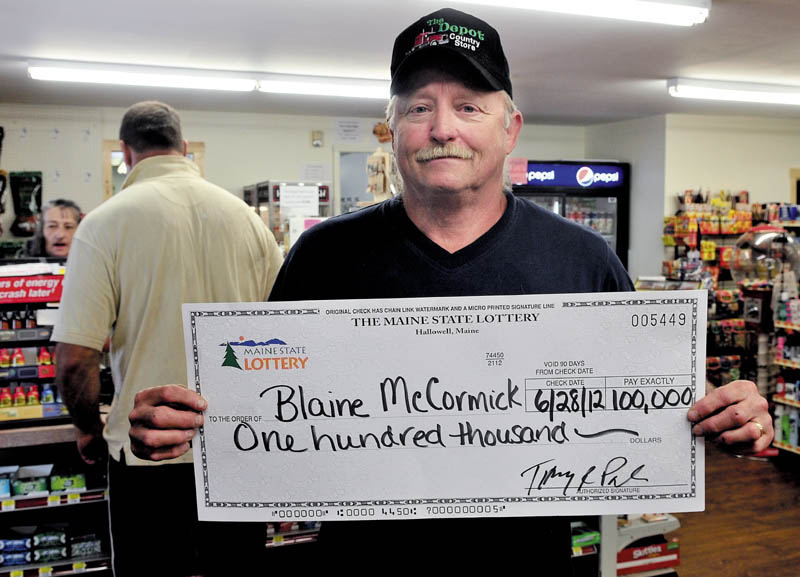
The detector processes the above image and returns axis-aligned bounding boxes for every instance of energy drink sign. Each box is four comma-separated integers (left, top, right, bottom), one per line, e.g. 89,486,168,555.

525,163,625,189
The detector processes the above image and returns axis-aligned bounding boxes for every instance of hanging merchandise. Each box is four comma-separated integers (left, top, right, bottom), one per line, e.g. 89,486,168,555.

9,171,42,237
372,121,392,143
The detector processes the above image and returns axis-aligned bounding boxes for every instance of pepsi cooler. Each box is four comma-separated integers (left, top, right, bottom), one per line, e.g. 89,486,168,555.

512,161,630,269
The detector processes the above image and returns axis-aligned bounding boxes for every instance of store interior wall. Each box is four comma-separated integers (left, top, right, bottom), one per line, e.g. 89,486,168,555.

0,102,584,239
0,104,102,236
5,101,800,281
665,114,800,211
586,115,668,281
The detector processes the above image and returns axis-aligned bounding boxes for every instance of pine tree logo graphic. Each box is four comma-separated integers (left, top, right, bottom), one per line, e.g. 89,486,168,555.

221,339,242,370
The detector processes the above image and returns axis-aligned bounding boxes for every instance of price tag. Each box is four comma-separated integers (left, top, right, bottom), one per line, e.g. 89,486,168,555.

39,567,54,576
10,570,24,577
2,499,15,511
48,494,61,506
67,492,81,505
73,561,87,572
272,534,284,546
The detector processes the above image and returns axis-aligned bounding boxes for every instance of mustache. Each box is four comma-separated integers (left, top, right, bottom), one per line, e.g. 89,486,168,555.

415,144,475,162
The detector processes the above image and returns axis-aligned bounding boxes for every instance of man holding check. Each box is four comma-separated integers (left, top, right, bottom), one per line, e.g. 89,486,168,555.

130,7,772,568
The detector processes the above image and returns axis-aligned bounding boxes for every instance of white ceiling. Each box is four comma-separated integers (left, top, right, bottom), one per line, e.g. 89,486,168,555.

2,0,800,125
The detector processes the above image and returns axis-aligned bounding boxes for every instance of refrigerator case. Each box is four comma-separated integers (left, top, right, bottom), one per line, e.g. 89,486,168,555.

512,161,630,270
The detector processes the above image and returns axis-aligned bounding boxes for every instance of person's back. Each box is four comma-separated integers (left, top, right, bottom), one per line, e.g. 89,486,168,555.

54,100,283,575
64,153,279,464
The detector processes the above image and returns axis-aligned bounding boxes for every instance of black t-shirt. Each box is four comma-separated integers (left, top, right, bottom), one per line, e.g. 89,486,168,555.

269,193,633,566
270,192,633,300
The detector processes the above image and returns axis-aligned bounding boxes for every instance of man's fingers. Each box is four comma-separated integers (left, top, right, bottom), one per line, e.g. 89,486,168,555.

76,431,107,466
714,419,771,445
712,420,774,454
133,384,207,413
687,380,757,423
130,426,195,449
129,426,194,460
130,404,203,430
691,402,752,436
688,378,773,454
689,381,771,435
130,440,191,462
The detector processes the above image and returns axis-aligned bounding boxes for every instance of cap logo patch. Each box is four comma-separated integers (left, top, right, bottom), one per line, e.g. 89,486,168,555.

407,17,485,56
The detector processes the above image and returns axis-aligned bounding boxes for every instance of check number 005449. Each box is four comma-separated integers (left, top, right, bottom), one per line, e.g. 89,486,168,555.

630,312,686,328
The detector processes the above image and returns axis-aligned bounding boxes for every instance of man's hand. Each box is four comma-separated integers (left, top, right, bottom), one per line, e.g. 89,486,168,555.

75,429,108,465
129,385,207,461
688,380,773,454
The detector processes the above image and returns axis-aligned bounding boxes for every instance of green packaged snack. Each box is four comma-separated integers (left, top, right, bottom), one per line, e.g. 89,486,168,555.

33,546,68,562
33,528,66,547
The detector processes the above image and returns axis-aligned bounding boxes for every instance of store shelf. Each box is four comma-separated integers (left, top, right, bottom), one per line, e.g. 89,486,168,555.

571,544,598,558
770,221,800,227
0,406,69,427
266,528,319,548
0,327,53,346
620,569,678,577
616,515,680,552
774,321,800,331
773,441,800,455
1,488,107,513
773,396,800,409
0,423,75,448
0,554,110,576
0,365,55,381
774,357,800,370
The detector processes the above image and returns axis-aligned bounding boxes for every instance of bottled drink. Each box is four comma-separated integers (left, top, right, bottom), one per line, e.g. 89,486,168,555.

38,347,51,365
11,348,25,367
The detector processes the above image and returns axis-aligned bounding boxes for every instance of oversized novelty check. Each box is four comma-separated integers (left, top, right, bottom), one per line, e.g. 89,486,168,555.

183,291,706,522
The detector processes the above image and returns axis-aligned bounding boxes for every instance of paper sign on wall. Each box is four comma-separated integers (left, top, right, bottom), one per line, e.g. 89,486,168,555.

300,163,329,182
279,185,319,216
335,119,364,143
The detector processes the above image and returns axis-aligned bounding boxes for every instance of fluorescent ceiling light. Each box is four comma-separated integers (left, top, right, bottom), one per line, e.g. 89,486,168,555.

668,77,800,106
258,74,389,99
27,60,390,99
28,60,257,92
450,0,710,26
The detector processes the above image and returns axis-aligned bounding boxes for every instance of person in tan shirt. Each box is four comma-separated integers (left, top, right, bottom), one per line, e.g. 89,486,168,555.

53,100,283,576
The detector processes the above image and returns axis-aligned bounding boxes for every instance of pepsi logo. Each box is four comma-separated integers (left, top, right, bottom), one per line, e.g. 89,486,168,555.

576,166,594,187
576,166,620,187
527,169,555,182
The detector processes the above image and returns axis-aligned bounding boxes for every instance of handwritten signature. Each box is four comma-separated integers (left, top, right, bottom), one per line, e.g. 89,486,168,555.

520,456,648,497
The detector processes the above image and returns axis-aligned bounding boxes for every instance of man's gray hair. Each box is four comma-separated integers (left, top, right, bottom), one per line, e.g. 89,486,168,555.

119,101,183,153
384,91,519,193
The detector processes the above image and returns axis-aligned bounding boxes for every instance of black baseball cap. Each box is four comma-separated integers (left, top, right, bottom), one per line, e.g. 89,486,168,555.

390,8,512,97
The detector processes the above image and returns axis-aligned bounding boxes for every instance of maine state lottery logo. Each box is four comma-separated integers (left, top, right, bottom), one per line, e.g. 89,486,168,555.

576,166,595,187
220,336,308,371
